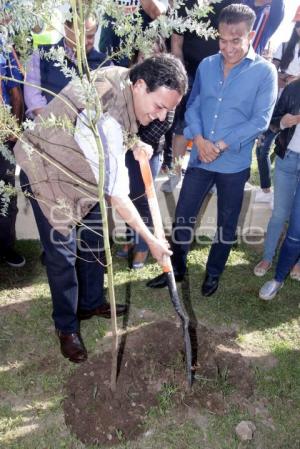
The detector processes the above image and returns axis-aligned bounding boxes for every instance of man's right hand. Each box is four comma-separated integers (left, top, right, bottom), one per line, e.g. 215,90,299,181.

194,135,220,163
148,237,172,268
132,141,154,161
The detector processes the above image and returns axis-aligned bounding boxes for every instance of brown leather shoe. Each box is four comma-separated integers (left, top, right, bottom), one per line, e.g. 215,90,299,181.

56,330,87,363
78,302,128,320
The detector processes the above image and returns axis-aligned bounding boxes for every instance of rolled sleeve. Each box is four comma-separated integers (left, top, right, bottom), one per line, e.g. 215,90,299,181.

184,95,203,139
184,66,203,139
223,65,278,151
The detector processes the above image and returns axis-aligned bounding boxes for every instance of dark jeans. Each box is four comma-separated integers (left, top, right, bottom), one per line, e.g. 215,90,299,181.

125,150,162,252
0,141,17,256
172,167,250,277
20,171,106,334
256,129,276,189
162,126,173,169
275,177,300,282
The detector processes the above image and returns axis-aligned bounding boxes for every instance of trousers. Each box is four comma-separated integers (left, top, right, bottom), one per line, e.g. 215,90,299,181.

20,171,106,333
0,141,17,256
171,166,250,276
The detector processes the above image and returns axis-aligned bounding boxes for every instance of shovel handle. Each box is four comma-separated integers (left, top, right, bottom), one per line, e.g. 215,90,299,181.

138,153,193,387
138,155,172,273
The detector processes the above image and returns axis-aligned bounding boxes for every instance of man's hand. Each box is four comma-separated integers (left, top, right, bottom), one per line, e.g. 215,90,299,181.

281,113,300,129
194,135,220,163
148,237,172,268
132,141,154,161
215,139,228,152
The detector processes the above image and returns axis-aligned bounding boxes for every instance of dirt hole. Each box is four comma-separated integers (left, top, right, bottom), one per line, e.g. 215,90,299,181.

64,320,255,446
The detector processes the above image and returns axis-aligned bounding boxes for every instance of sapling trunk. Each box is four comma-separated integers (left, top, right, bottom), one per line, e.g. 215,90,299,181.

71,0,119,392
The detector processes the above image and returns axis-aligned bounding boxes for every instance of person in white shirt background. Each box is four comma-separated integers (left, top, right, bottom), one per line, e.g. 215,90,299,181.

258,76,300,299
254,63,300,282
255,5,300,205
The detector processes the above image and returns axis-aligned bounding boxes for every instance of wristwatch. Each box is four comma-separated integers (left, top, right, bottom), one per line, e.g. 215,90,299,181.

215,142,222,151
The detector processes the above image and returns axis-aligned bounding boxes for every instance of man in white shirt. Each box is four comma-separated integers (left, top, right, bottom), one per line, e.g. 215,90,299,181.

14,55,187,363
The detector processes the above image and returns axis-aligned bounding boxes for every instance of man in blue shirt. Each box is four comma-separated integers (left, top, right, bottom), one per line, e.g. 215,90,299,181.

147,3,277,296
0,48,25,267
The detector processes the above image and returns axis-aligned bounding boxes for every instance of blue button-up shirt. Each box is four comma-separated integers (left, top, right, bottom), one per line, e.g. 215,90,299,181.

184,46,277,173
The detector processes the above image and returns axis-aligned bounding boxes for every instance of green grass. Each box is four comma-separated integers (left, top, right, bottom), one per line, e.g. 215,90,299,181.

0,237,300,449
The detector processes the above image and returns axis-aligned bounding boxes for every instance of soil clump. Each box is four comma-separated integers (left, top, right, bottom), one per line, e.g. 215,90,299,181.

64,319,255,446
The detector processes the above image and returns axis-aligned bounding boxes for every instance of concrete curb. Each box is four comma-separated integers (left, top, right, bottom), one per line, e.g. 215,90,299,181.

16,174,272,241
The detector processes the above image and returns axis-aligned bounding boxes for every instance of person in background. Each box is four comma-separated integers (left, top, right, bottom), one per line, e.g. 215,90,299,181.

161,0,234,192
256,8,300,203
259,82,300,301
147,4,277,297
24,13,108,118
254,78,300,282
242,0,285,55
99,0,168,67
0,45,25,267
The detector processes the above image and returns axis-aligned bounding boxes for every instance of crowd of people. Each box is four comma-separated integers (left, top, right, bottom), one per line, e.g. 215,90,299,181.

1,0,300,362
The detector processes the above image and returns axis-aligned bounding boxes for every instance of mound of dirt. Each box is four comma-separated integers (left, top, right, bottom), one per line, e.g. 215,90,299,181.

63,320,255,446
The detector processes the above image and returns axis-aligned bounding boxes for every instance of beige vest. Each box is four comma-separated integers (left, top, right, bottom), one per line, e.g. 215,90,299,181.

14,66,138,235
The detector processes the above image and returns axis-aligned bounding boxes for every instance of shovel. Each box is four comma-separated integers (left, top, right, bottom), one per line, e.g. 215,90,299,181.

138,155,193,387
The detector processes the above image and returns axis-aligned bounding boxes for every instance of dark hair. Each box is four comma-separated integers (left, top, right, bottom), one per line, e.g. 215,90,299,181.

129,54,188,95
280,24,300,72
131,34,167,65
218,3,256,32
150,34,167,54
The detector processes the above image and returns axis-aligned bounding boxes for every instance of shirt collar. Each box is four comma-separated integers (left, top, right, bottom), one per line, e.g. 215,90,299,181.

219,45,256,68
245,45,256,61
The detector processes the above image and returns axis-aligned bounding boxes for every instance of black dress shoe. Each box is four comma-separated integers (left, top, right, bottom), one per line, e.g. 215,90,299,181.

78,302,128,320
146,272,184,288
56,331,87,363
201,273,220,297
